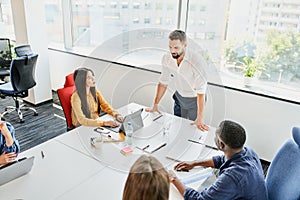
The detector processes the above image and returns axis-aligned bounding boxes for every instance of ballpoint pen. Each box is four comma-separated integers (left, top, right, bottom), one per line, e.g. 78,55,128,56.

150,142,167,154
41,151,45,159
136,144,150,151
187,139,219,151
166,156,182,163
142,144,150,150
153,114,163,121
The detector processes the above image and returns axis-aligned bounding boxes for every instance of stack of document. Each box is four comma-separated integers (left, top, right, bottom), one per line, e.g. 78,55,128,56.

179,167,214,185
166,141,206,162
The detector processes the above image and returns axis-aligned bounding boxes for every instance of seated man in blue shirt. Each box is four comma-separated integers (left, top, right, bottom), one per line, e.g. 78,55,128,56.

0,115,20,166
169,120,267,200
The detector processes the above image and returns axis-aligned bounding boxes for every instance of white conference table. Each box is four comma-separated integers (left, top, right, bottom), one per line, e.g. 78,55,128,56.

0,103,221,200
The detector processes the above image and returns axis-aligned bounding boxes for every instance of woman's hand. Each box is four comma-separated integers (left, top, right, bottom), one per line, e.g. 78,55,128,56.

115,114,124,122
103,120,119,127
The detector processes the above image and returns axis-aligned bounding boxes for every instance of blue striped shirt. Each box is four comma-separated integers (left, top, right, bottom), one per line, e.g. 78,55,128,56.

184,147,267,200
0,122,20,154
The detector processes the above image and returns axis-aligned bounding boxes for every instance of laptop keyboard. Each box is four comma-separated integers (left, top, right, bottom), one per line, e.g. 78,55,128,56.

104,120,122,133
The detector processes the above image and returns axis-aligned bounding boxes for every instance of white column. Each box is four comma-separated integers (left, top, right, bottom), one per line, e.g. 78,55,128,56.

11,0,52,105
61,0,73,50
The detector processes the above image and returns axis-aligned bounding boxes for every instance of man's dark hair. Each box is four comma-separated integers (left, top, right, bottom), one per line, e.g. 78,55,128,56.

169,30,186,42
217,120,246,149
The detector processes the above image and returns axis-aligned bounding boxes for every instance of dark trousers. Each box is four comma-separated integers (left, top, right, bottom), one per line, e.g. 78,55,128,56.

173,92,181,117
172,91,197,120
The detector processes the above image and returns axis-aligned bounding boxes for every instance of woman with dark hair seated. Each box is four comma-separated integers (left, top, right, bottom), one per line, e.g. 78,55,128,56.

123,155,170,200
71,67,123,127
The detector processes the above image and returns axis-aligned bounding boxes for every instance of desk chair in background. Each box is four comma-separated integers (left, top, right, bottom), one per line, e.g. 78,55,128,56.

57,73,75,131
265,126,300,200
0,38,12,84
14,44,33,57
0,54,38,123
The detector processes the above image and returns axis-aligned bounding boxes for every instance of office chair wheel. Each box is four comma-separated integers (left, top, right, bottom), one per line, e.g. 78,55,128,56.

19,119,25,123
34,112,38,116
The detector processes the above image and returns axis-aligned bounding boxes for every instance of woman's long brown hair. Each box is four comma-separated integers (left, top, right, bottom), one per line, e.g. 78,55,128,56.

73,67,98,118
122,155,170,200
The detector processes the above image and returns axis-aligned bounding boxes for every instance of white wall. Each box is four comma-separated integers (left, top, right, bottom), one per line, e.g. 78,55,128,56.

11,0,52,104
49,49,300,161
204,85,300,161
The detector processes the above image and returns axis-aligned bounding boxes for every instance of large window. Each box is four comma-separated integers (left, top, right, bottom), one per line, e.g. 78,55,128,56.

66,0,179,66
224,0,300,100
0,0,15,40
186,0,300,101
186,0,227,63
44,0,300,102
70,0,178,47
44,0,64,44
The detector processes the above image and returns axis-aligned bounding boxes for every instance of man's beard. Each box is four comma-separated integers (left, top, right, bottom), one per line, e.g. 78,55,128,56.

171,51,183,59
172,54,180,59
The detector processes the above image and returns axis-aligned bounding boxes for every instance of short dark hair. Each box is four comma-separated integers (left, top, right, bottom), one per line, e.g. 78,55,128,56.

169,30,186,42
217,120,246,149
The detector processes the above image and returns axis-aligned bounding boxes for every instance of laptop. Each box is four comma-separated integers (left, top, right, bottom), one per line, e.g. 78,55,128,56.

105,108,144,135
0,156,35,186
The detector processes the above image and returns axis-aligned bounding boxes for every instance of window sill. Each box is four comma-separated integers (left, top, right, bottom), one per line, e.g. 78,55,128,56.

48,45,300,105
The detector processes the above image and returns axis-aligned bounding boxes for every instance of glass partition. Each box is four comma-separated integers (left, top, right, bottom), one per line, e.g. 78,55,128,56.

45,0,64,44
0,0,15,40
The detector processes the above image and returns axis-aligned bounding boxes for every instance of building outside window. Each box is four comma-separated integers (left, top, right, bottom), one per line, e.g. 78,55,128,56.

223,0,300,101
42,0,300,102
44,0,64,44
0,0,15,40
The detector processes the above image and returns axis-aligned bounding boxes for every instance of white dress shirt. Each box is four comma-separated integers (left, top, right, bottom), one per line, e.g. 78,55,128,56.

159,48,207,97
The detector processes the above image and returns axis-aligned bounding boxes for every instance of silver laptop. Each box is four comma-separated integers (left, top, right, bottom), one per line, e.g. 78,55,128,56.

105,108,144,135
0,156,34,186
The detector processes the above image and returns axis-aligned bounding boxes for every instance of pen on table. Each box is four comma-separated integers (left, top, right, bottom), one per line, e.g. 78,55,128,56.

153,114,163,121
151,142,167,153
41,150,45,159
136,144,150,151
142,144,150,150
166,156,182,163
187,139,219,151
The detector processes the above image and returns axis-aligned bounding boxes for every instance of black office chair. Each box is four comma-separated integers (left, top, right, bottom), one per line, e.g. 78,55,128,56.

0,38,12,83
0,54,38,123
14,44,33,57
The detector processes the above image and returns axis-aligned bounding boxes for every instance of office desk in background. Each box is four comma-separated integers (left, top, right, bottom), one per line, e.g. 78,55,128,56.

0,103,221,200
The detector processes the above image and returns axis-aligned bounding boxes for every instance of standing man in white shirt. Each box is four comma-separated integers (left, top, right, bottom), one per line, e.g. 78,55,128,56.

146,30,209,131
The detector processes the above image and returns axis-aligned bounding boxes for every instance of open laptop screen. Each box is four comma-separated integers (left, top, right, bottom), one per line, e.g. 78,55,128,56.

122,108,144,133
104,108,144,134
0,156,34,186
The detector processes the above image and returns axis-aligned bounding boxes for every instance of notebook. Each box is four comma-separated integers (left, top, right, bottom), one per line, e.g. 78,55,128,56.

0,156,35,186
105,108,144,135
